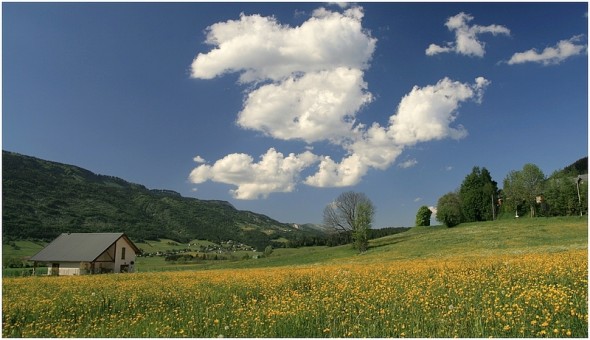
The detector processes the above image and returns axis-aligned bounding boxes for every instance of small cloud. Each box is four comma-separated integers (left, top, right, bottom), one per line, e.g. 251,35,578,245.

191,188,198,192
414,197,422,202
426,12,510,57
399,158,418,169
445,165,453,171
294,9,307,19
506,34,587,65
328,2,352,9
425,43,453,56
193,155,207,163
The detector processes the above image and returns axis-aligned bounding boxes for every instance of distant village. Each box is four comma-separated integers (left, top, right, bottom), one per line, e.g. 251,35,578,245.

139,240,258,261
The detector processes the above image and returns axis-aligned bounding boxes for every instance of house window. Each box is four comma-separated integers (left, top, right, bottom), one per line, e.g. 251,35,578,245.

121,247,126,260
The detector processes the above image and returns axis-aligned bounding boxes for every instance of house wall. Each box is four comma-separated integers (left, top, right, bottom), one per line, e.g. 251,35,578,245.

94,244,116,273
48,262,82,276
114,237,136,273
92,237,137,273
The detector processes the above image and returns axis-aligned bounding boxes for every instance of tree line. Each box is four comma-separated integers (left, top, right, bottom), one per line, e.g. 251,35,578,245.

430,157,587,228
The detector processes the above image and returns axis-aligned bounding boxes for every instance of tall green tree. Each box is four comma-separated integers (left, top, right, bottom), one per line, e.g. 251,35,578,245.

503,163,545,217
353,202,373,252
415,206,432,226
459,167,498,222
323,191,375,253
502,170,525,217
544,171,588,216
436,192,462,228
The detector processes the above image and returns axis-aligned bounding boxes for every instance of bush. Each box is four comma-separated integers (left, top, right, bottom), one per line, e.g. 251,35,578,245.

3,257,27,268
415,206,432,226
164,254,194,262
436,192,462,228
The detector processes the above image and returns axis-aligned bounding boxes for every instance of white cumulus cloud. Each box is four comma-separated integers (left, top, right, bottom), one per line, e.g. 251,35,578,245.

426,12,510,57
506,34,587,65
350,122,404,170
189,148,317,199
191,6,375,83
389,77,490,145
304,154,368,187
237,67,372,143
193,155,206,163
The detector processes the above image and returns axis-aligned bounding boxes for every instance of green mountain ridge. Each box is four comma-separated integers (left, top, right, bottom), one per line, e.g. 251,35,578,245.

2,151,326,249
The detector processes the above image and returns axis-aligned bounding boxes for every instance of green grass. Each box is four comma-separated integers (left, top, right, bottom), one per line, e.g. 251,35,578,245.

3,216,587,274
361,216,587,262
199,216,588,269
2,240,46,258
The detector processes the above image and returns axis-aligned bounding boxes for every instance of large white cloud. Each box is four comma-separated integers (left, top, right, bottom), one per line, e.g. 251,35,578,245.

237,67,372,143
426,12,510,57
188,7,491,198
506,34,587,65
189,148,317,199
389,77,490,145
191,6,376,83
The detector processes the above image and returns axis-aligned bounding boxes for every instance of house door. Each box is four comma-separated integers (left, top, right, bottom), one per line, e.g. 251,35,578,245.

51,263,60,276
120,264,129,273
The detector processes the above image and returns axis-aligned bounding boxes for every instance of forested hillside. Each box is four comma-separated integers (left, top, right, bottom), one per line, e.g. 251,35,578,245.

2,151,325,249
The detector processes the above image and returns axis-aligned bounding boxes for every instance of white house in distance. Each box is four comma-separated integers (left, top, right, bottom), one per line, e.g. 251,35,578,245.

30,233,140,275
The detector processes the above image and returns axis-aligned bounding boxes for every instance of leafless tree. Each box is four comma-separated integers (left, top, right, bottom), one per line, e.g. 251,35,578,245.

323,191,375,252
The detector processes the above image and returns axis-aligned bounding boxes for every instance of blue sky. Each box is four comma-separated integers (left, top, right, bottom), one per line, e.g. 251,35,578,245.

3,2,588,228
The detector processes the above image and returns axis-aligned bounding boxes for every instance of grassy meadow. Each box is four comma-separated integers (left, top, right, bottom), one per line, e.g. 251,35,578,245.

2,216,588,337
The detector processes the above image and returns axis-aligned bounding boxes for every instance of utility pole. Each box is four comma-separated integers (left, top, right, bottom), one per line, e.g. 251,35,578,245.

576,176,583,216
491,194,496,220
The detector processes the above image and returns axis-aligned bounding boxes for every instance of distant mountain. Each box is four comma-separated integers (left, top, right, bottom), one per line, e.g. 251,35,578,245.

2,151,326,250
291,223,333,233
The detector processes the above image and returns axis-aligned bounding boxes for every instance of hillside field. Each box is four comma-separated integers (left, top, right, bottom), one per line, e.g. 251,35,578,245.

2,216,588,337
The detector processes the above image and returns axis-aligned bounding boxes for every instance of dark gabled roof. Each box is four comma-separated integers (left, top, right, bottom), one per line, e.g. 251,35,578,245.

30,233,139,262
